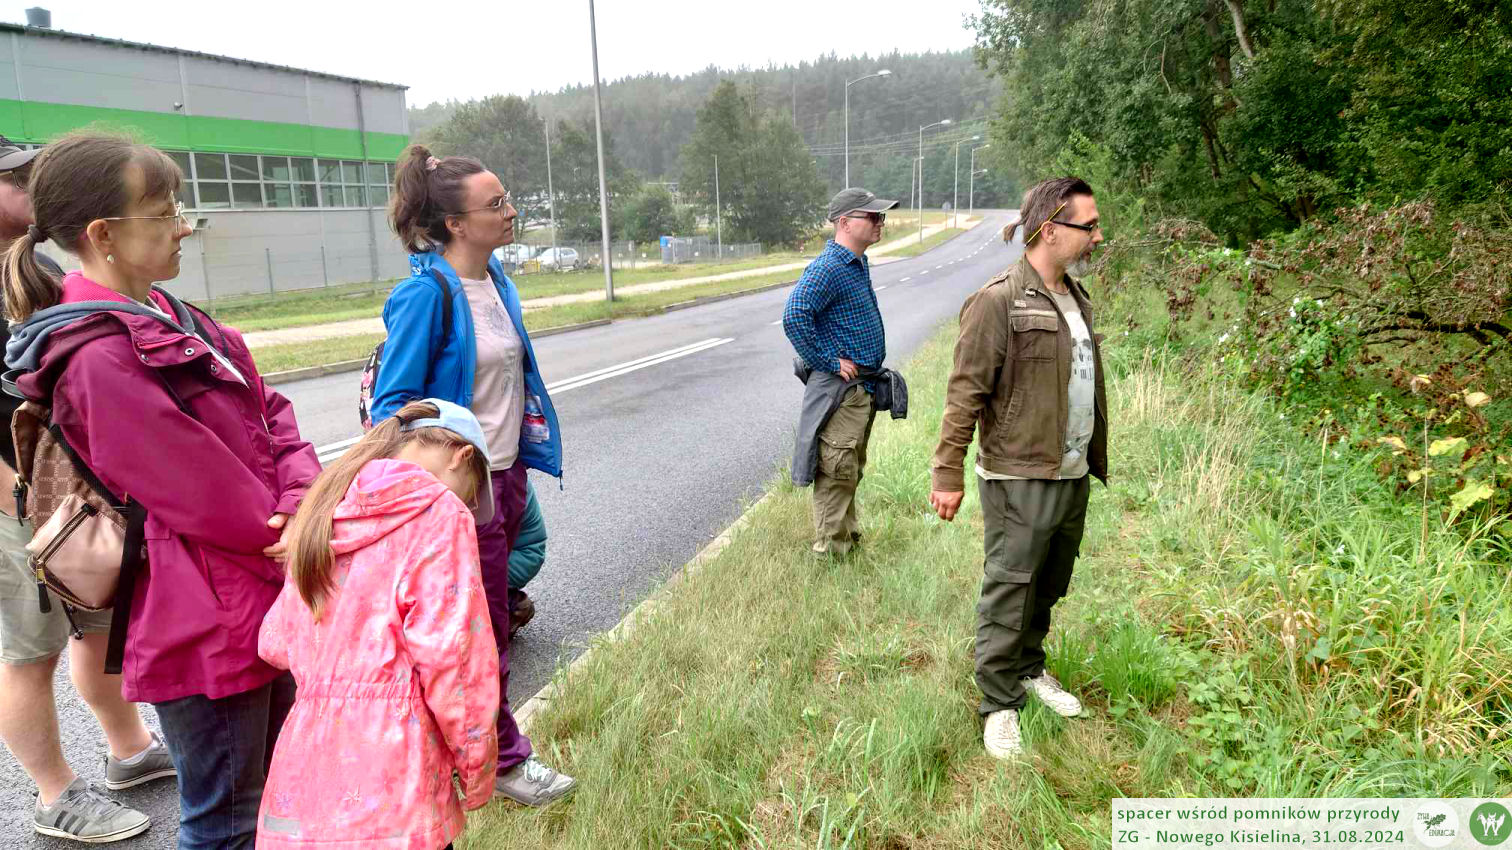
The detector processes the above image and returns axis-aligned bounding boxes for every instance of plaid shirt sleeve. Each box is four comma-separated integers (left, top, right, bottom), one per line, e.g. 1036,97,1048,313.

783,262,840,373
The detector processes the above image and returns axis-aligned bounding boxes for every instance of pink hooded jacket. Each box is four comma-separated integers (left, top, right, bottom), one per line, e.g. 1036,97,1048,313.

257,459,499,850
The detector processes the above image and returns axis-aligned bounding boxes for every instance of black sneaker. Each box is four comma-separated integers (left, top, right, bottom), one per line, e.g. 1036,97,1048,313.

509,592,536,639
34,778,150,843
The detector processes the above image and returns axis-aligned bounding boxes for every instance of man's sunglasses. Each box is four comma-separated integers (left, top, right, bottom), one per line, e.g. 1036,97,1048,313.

1050,219,1100,233
844,211,886,224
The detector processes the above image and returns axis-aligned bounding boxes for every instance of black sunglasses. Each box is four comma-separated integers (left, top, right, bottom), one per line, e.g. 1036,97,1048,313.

845,211,886,224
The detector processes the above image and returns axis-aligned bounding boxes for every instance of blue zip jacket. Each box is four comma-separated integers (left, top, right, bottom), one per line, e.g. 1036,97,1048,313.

371,251,563,479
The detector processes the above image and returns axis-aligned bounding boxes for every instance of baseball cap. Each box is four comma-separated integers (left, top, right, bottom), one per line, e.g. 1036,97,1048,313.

401,398,496,524
0,136,39,175
827,187,899,222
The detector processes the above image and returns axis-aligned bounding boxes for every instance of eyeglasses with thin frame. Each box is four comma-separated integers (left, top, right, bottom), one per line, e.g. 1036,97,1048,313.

100,201,188,227
451,192,515,217
844,211,885,224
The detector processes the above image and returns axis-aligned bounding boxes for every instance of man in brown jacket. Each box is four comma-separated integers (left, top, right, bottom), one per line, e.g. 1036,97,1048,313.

928,176,1107,760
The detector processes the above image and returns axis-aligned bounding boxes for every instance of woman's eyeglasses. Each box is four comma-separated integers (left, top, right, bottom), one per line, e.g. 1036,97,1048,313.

452,192,514,217
100,201,188,227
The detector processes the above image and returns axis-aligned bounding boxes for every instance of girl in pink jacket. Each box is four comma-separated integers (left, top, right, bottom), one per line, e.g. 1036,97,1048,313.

257,399,502,849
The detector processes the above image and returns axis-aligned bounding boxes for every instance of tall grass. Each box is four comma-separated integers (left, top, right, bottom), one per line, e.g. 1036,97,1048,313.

462,297,1509,848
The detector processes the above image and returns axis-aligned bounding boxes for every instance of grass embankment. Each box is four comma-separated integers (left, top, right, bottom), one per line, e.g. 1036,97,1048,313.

463,300,1509,847
886,226,969,259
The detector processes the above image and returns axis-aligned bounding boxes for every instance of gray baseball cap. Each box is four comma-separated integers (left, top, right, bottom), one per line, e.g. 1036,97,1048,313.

827,187,899,222
0,137,39,175
401,398,496,524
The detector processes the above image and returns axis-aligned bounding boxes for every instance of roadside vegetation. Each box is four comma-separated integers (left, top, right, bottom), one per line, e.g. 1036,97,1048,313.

462,257,1509,847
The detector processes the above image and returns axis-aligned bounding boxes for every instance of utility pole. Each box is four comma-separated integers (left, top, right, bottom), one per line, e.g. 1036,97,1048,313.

953,135,980,229
588,0,614,301
843,69,890,187
542,116,556,262
714,154,722,260
969,143,991,214
918,119,951,244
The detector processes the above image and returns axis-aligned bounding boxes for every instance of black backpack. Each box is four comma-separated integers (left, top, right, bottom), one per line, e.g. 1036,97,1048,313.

357,270,454,430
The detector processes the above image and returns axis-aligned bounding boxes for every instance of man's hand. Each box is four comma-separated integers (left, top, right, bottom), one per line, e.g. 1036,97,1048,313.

929,490,964,522
263,513,295,563
836,358,858,381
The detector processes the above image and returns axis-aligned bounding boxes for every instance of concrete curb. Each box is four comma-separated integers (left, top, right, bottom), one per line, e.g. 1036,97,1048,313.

513,490,777,733
261,318,616,385
263,357,369,386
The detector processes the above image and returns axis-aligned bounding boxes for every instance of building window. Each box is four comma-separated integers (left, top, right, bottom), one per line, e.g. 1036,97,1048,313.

175,151,392,212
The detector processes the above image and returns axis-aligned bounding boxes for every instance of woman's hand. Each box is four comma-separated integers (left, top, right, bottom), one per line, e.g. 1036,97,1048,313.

263,513,295,563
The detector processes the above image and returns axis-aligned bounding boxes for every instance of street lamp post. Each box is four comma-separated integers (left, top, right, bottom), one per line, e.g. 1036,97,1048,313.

843,69,890,188
969,143,991,214
714,154,722,261
953,134,980,229
588,0,613,301
918,119,951,244
541,116,556,263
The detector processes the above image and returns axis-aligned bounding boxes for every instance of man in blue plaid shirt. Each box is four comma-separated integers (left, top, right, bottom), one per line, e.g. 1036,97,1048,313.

783,187,899,556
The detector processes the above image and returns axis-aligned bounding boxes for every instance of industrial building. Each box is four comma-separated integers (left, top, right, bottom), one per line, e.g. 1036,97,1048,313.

2,9,411,300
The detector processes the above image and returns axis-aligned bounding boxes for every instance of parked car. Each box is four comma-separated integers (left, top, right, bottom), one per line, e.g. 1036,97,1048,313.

536,247,580,271
493,244,539,272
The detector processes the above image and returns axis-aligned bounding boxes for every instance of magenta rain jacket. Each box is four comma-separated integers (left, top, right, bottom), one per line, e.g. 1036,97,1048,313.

14,273,321,703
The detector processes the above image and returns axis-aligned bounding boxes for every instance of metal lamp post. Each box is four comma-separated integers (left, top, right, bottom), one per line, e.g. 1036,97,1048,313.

969,143,991,214
588,0,613,301
541,116,557,263
843,69,890,188
952,134,980,229
918,119,951,244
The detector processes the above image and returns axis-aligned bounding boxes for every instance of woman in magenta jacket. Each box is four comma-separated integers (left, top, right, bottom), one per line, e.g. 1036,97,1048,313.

3,134,320,849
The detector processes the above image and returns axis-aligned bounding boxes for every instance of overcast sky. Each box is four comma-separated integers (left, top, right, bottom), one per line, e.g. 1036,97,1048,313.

18,1,984,107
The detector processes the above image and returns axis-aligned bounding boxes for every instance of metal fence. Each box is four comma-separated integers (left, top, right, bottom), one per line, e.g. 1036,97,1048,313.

504,238,763,274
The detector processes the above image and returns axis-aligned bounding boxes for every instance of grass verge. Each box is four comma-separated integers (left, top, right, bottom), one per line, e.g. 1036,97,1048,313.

461,315,1509,848
885,227,969,259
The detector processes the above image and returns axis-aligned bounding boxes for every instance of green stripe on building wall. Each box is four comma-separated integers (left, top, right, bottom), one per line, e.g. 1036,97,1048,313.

0,99,407,160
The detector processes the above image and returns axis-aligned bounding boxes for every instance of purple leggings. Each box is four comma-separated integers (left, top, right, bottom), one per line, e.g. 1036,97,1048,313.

477,460,532,773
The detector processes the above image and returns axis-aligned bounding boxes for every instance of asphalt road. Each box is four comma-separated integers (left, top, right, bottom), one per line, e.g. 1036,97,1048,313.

0,212,1021,848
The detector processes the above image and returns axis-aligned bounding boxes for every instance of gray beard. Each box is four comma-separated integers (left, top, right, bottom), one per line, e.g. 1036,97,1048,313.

1066,256,1092,280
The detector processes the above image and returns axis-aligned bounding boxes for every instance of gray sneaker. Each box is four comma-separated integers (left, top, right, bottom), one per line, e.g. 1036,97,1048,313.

34,778,150,843
105,732,177,790
494,757,577,807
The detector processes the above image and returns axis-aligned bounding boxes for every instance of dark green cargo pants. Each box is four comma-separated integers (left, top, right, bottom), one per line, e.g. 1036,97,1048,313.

975,475,1090,715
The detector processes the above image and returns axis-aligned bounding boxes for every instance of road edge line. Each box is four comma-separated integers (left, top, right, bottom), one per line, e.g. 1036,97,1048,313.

513,489,778,733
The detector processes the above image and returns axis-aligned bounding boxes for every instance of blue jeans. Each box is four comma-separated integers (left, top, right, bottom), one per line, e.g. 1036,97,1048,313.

153,675,296,850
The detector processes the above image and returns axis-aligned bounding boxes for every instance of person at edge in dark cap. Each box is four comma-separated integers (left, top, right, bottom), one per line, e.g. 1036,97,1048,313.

782,188,900,558
0,136,176,843
929,176,1108,760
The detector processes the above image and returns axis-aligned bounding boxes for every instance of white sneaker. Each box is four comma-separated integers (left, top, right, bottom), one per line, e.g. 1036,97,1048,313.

983,709,1023,759
1023,672,1083,717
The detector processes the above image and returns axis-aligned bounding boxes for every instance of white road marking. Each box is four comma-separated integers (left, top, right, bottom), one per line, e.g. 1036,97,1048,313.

920,269,930,275
317,337,736,463
900,277,911,282
769,319,783,325
874,285,888,292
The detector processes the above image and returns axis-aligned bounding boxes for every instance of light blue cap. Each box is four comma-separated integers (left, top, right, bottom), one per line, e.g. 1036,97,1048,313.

401,398,495,524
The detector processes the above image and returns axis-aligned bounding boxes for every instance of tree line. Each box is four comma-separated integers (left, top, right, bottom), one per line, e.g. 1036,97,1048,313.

413,50,1023,248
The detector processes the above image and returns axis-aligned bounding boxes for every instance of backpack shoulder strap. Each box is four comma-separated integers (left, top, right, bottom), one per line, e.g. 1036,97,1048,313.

427,269,455,364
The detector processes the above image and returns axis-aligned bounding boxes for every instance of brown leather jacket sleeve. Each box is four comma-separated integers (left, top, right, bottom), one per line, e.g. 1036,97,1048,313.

931,284,1008,492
